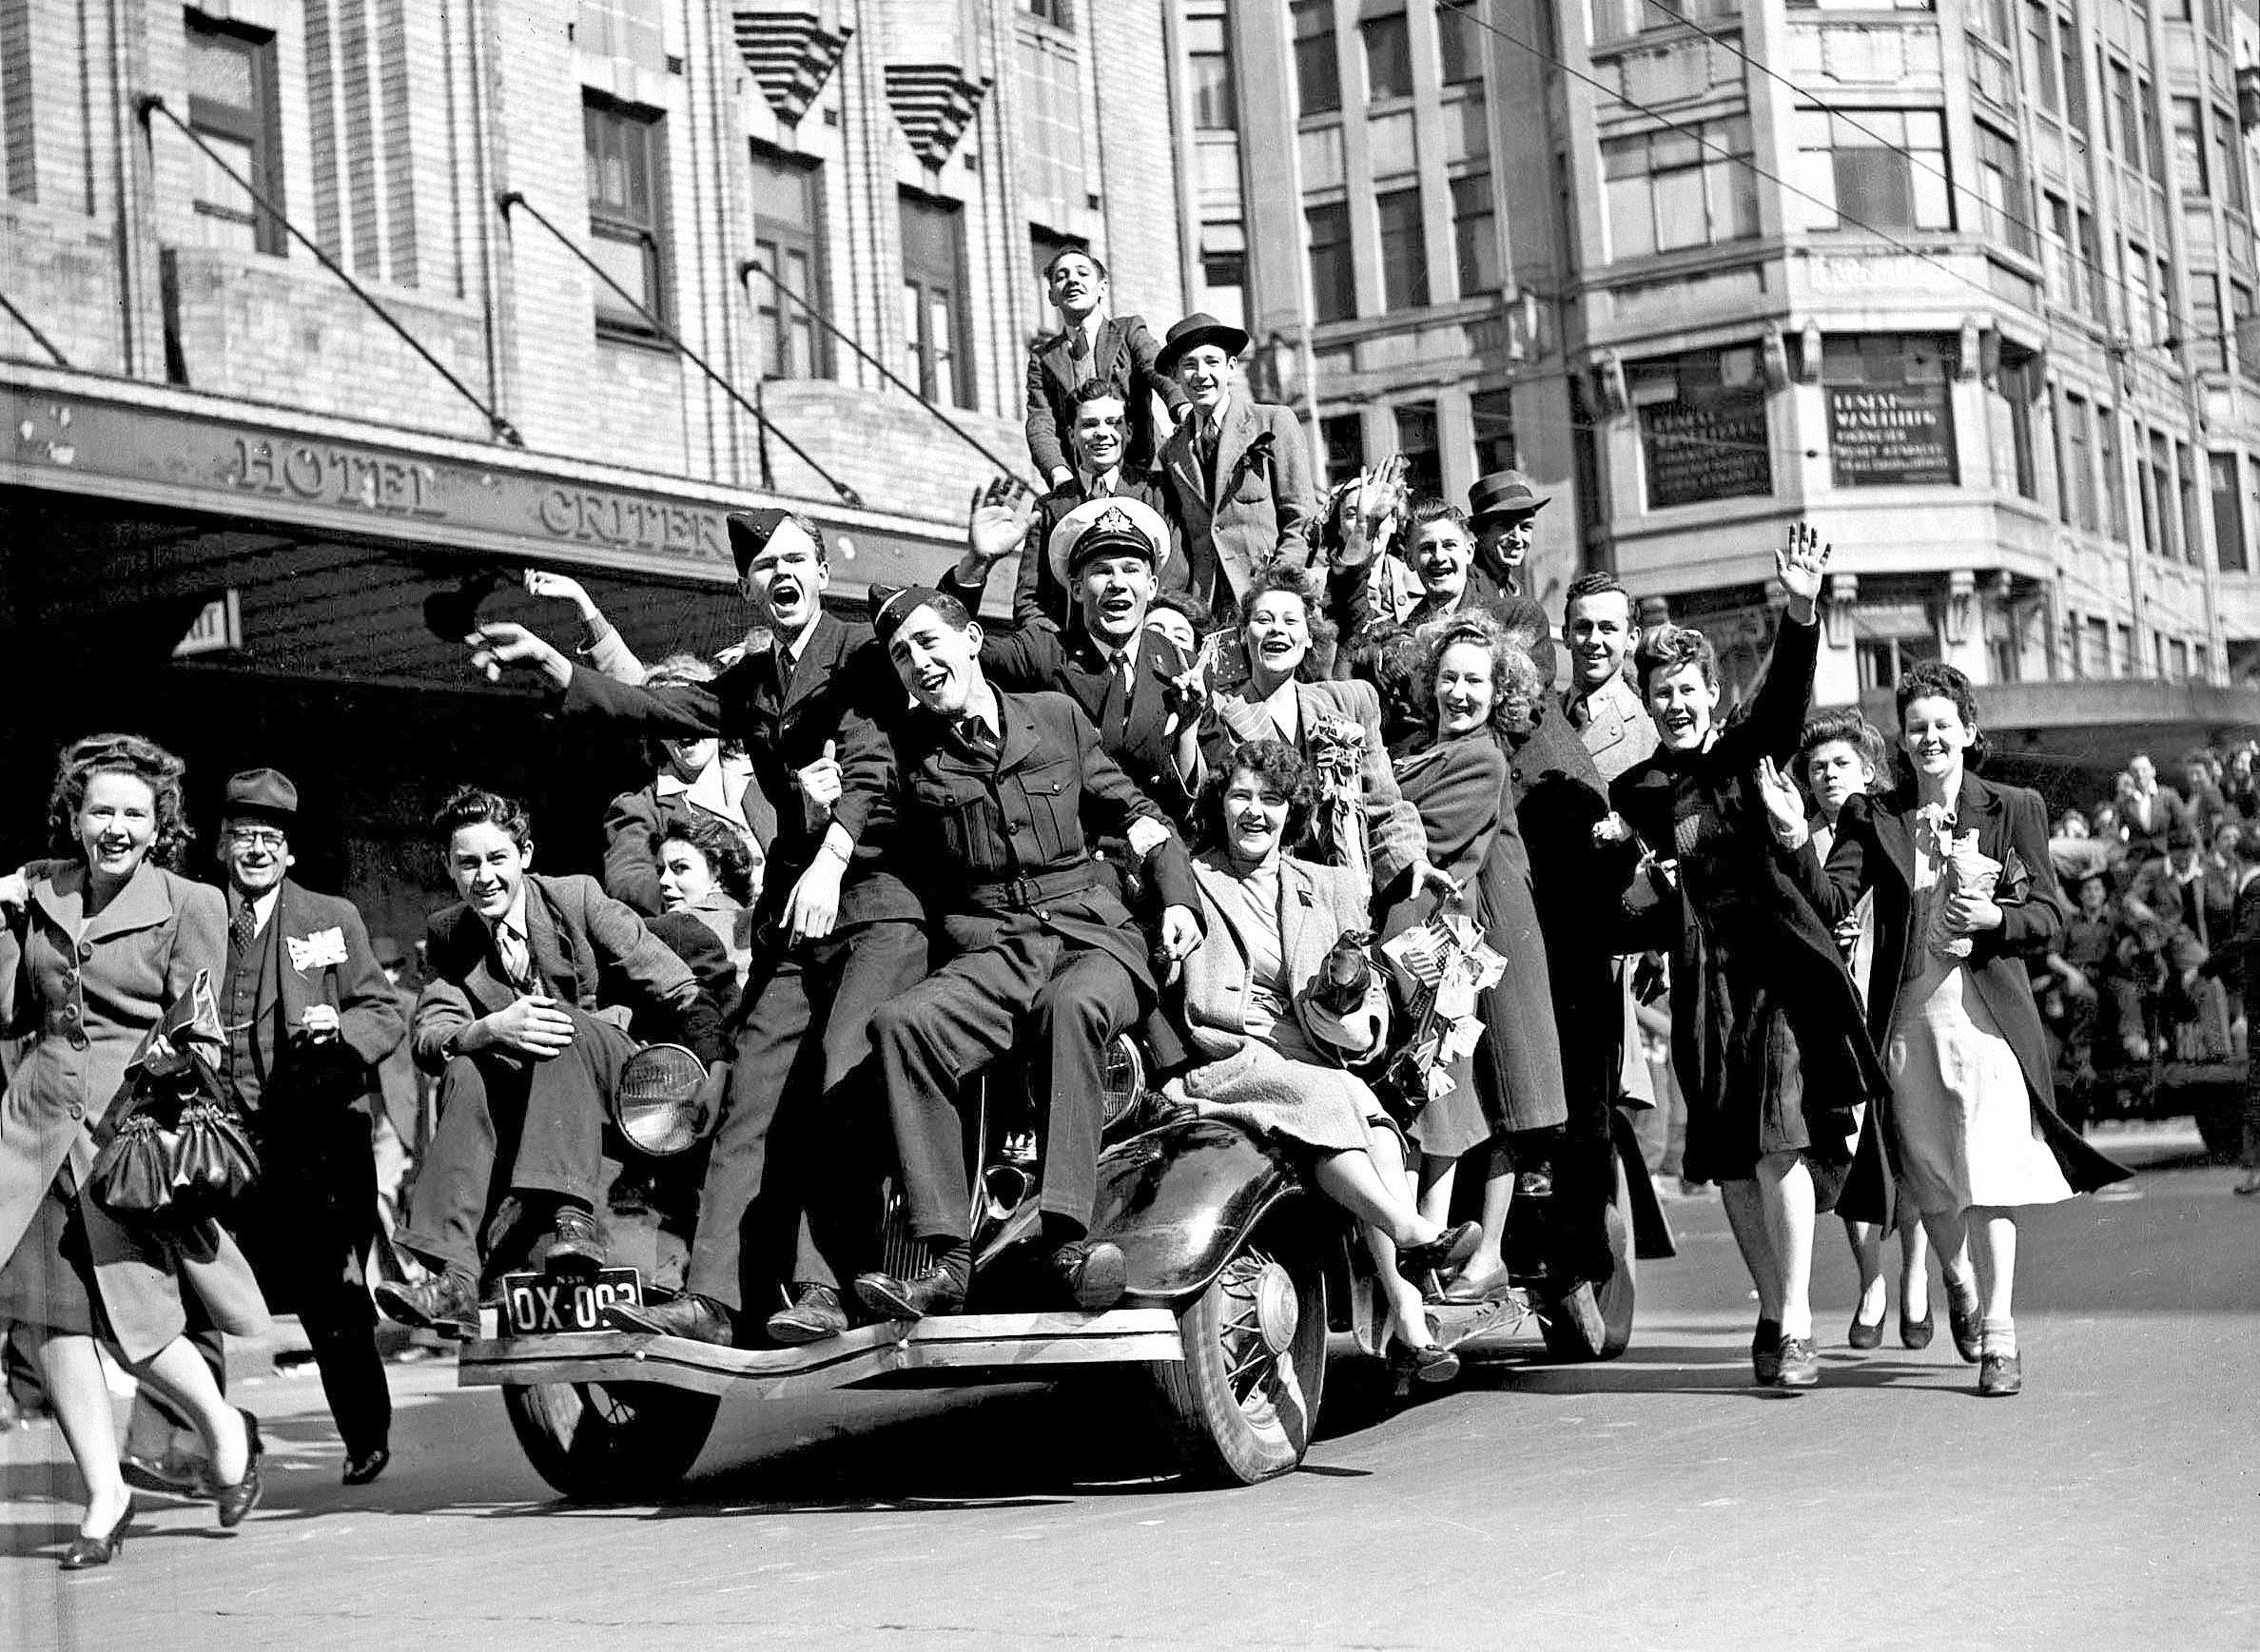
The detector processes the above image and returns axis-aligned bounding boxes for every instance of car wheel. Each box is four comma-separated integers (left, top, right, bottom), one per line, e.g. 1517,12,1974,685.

1538,1145,1635,1363
1146,1224,1327,1486
501,1380,717,1503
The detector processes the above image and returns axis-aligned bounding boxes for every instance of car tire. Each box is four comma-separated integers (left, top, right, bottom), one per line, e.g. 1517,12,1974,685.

1537,1144,1636,1363
1146,1222,1327,1486
501,1380,718,1503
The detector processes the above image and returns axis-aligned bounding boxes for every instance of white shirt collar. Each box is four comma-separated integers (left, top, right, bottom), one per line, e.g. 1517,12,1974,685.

777,617,821,665
487,884,530,943
1081,463,1122,496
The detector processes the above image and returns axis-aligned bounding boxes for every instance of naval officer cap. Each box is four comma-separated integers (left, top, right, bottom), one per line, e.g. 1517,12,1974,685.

1047,496,1171,593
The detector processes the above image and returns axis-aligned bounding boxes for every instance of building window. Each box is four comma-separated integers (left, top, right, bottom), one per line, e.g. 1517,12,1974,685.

1321,413,1365,481
1439,4,1483,84
1376,187,1430,310
2212,452,2248,571
2123,240,2157,345
2178,441,2203,566
1363,10,1413,101
2137,75,2166,180
2142,428,2176,557
2172,97,2209,195
1292,0,1341,116
749,145,827,379
1026,0,1072,26
2215,107,2249,214
2192,275,2228,373
1019,30,1088,233
2083,615,2111,676
584,96,669,337
900,190,968,406
1974,124,2033,255
1793,108,1951,232
1471,387,1515,475
2000,352,2042,500
1603,117,1759,259
185,15,283,256
1969,0,2014,44
1595,0,1745,47
1394,401,1441,499
1857,633,1941,691
1630,343,1775,509
2232,281,2256,381
2107,59,2135,164
1307,200,1354,322
1198,227,1248,334
1186,14,1236,130
2062,392,2098,532
1821,333,1959,488
2097,401,2129,541
2023,2,2058,113
2077,208,2109,326
2058,16,2087,133
1451,173,1500,296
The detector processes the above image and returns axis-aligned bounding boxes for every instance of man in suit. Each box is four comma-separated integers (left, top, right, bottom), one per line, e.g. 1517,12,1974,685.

1156,312,1315,624
1326,496,1516,646
1024,247,1185,487
1468,469,1549,599
373,788,726,1338
469,510,928,1348
843,585,1205,1319
2116,752,2187,863
126,769,408,1489
1559,572,1658,785
951,487,1203,826
1013,380,1184,633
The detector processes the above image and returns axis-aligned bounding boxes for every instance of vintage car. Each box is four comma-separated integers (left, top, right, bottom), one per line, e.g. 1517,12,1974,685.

456,1037,1674,1500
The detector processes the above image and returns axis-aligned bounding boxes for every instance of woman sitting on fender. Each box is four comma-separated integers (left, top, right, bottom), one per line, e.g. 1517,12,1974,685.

1168,740,1477,1384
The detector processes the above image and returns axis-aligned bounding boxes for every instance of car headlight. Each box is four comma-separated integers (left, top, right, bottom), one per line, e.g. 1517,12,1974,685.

1100,1033,1146,1132
611,1043,714,1157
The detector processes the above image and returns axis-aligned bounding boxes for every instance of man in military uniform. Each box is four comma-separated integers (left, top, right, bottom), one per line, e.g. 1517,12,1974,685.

843,586,1203,1319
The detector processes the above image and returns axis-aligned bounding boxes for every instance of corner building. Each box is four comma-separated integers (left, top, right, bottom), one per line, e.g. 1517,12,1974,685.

0,0,1185,934
1187,0,2260,757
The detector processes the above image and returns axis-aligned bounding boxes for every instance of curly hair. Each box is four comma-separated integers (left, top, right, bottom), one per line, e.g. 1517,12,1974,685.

658,815,755,907
1237,563,1336,679
1894,659,1990,772
1196,738,1316,855
432,786,533,851
1420,612,1543,737
48,732,193,872
1356,623,1430,740
1634,622,1717,696
1796,708,1890,788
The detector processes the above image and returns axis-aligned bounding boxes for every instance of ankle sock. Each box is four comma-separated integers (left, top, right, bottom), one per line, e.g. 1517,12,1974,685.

1980,1315,2016,1358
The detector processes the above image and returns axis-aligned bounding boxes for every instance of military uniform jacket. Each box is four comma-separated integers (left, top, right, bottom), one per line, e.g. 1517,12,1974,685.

862,689,1201,998
561,612,921,932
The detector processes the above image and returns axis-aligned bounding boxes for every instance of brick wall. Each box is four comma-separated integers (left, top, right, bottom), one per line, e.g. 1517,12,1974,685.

1087,2,1188,330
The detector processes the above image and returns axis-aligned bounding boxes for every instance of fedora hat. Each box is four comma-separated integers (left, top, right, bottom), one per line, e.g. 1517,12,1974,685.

1468,469,1550,523
1156,312,1252,376
1047,496,1172,593
223,768,299,824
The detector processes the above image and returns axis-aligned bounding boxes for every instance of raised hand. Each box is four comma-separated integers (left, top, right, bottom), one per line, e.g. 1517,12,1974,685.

467,621,571,688
1753,756,1808,842
523,570,594,610
965,476,1037,567
1774,521,1831,618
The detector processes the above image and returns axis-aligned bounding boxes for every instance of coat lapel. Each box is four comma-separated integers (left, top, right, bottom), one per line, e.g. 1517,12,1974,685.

781,614,843,716
521,880,574,1000
1095,318,1124,385
1165,423,1208,519
79,863,175,944
273,880,312,1027
1279,859,1315,988
994,695,1044,775
1213,400,1257,506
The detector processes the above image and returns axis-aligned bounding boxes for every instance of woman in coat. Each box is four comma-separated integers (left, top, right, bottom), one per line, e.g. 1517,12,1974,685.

0,735,267,1565
1172,740,1477,1382
1607,525,1884,1389
1761,663,2131,1396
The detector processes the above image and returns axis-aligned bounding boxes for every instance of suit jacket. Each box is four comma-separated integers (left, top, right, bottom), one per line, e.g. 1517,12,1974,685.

935,581,1198,825
1024,312,1187,480
1159,398,1316,618
1008,473,1184,634
1785,772,2132,1198
1210,677,1426,897
561,612,921,931
0,861,269,1363
1562,672,1658,786
238,879,407,1124
866,689,1201,998
1179,852,1386,1064
410,872,723,1072
2118,784,2188,862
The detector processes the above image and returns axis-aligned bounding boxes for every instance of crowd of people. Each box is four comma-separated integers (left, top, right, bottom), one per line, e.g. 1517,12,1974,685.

0,251,2193,1568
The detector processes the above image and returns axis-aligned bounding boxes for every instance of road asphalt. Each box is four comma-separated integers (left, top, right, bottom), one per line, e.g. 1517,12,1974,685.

3,1123,2253,1652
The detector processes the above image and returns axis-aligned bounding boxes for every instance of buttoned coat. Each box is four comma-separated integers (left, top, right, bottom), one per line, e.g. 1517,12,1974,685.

410,872,722,1072
0,861,269,1362
1563,673,1659,786
1023,313,1187,480
1159,398,1317,616
1178,854,1385,1065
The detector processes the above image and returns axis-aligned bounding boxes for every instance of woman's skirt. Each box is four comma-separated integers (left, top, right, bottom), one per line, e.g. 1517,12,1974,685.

1887,964,2075,1214
1185,1043,1403,1161
0,1169,99,1337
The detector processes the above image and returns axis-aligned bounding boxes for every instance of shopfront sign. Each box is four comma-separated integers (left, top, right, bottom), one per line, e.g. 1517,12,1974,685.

1827,381,1957,488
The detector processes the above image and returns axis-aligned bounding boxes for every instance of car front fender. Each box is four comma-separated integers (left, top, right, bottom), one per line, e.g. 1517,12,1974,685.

1090,1117,1309,1304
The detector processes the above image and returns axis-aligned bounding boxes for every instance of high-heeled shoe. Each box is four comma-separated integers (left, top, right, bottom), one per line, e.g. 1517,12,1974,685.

1945,1282,1983,1365
1900,1302,1935,1350
1846,1307,1885,1351
1395,1220,1481,1284
60,1496,135,1570
213,1409,264,1530
1389,1339,1462,1386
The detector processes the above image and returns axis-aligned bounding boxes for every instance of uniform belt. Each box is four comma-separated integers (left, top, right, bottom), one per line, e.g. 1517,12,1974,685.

959,865,1105,912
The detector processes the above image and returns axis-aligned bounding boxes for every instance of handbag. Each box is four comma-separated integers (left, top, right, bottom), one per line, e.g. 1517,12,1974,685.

87,971,261,1222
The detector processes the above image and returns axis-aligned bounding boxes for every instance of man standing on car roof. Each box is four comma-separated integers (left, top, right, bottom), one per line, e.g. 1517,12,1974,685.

464,510,930,1348
841,584,1204,1321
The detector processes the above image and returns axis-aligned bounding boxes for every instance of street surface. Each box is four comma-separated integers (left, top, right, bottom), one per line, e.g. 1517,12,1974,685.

3,1125,2253,1652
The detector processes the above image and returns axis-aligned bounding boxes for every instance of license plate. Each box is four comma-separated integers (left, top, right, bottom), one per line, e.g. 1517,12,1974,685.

498,1268,643,1336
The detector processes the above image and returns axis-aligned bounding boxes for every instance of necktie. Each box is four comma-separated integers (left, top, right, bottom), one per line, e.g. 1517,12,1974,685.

496,922,533,993
958,714,999,762
1068,328,1093,386
1100,651,1131,749
229,901,257,957
1568,694,1592,731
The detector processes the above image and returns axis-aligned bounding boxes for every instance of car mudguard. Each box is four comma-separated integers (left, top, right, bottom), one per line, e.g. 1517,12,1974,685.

1089,1116,1309,1304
